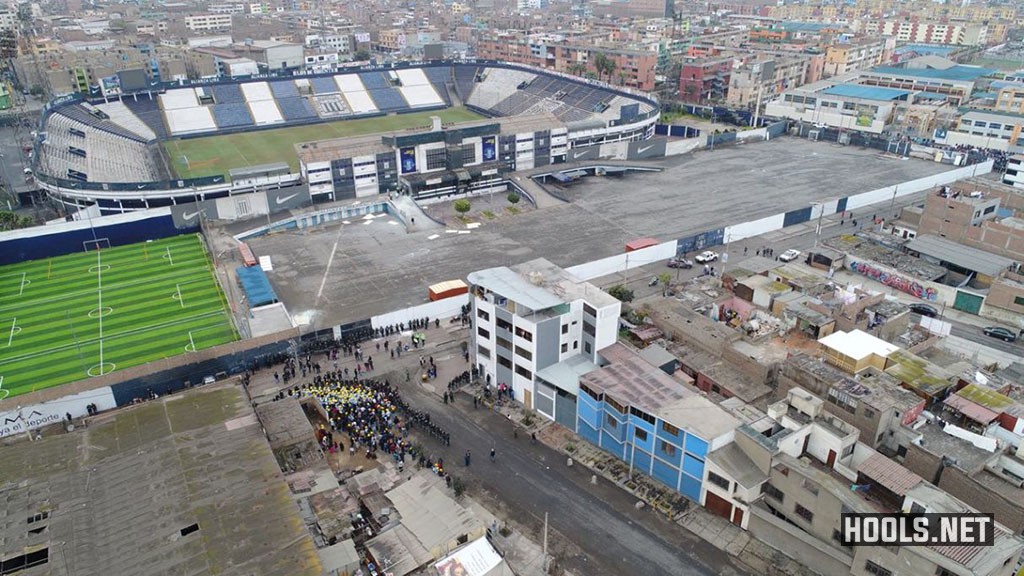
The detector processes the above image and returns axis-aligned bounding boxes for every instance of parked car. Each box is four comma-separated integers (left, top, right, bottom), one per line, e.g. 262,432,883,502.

648,276,659,287
983,326,1017,342
778,249,801,262
908,303,939,318
667,257,693,269
694,251,718,264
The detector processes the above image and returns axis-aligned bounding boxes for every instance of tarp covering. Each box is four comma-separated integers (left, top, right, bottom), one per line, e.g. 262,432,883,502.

237,265,278,307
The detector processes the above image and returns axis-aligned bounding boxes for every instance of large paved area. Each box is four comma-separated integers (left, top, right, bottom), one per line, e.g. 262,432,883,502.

243,138,953,327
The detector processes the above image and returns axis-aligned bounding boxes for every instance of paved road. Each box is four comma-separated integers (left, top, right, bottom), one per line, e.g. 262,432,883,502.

394,362,751,576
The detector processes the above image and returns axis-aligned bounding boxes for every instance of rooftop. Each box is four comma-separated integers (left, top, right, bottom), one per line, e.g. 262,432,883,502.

907,235,1014,277
584,343,740,441
954,383,1016,412
857,452,924,497
821,84,911,101
535,354,601,396
708,442,767,490
886,349,956,397
912,419,995,473
819,329,900,362
0,385,321,576
868,65,994,82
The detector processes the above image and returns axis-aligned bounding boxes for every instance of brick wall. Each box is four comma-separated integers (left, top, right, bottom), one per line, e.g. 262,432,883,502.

937,468,1024,534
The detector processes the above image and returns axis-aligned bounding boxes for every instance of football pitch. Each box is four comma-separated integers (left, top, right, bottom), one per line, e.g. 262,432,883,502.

0,235,237,399
164,107,484,180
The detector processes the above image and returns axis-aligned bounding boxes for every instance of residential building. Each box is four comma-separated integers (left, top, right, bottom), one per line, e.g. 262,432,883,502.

993,85,1024,115
858,63,991,106
576,342,741,502
468,258,620,413
1006,155,1024,190
232,40,303,72
678,56,732,104
857,19,989,47
726,54,811,110
822,38,893,78
917,182,1024,263
0,8,17,33
185,14,233,32
765,80,910,134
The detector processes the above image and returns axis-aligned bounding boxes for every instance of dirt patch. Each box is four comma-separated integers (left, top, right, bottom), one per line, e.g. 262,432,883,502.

421,195,536,228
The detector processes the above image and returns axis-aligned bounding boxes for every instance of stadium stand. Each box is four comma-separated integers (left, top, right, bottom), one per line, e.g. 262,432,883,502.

249,99,284,125
212,102,255,128
467,68,537,111
240,81,275,103
453,66,480,103
335,74,378,114
122,95,169,139
368,88,409,112
270,80,300,99
358,71,393,90
278,97,318,121
166,107,218,135
395,68,444,108
312,76,340,95
422,67,453,105
94,101,158,142
56,105,149,142
161,88,200,110
312,94,351,117
210,83,246,105
42,111,162,183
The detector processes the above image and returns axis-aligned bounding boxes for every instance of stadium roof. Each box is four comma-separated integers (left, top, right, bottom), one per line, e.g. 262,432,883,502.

0,385,321,576
821,84,911,101
894,44,957,56
868,65,994,82
907,235,1014,277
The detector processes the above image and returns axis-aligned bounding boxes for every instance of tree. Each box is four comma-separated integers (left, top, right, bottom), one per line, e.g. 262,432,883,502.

658,272,671,287
607,285,634,302
506,192,520,205
453,198,471,215
591,52,616,83
0,211,34,231
352,49,371,61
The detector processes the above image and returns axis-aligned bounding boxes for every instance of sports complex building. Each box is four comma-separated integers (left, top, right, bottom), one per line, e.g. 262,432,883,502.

31,60,659,214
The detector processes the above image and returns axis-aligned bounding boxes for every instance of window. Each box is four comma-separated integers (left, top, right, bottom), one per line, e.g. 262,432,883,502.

864,560,892,576
496,336,512,351
936,569,956,576
515,364,532,379
660,440,677,456
498,356,512,369
842,444,855,457
477,327,490,339
581,383,603,401
662,421,679,436
827,388,858,414
583,303,597,317
573,341,578,350
634,428,648,441
708,471,730,491
762,483,783,502
584,342,592,354
794,504,814,523
561,343,568,353
496,317,513,331
477,309,490,321
425,147,447,170
478,345,491,359
461,144,475,164
801,479,819,496
605,395,625,413
514,346,532,361
561,324,569,334
1015,296,1024,307
0,548,49,574
865,408,876,419
583,321,595,337
514,327,533,342
26,512,49,524
605,414,618,429
630,406,656,425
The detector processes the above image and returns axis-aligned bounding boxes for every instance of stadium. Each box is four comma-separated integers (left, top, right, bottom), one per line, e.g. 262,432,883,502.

30,60,660,215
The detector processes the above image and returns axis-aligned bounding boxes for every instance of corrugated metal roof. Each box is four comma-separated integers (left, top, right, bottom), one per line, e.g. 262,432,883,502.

856,453,923,496
869,65,994,82
956,383,1015,411
821,84,911,101
944,394,999,424
906,234,1014,277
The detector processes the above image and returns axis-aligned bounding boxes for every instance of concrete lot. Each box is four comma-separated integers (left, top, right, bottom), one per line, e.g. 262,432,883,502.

241,138,954,328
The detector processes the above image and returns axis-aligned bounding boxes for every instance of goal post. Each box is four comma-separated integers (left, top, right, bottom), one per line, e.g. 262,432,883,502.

83,238,111,252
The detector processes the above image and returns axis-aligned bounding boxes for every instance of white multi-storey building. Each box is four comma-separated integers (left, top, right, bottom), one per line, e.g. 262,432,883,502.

184,14,233,32
467,258,619,422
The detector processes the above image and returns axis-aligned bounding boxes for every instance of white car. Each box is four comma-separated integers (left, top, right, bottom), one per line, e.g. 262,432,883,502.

694,251,718,264
779,249,801,262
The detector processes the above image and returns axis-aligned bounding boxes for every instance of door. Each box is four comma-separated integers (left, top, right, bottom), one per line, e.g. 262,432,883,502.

704,491,732,520
953,290,983,315
523,389,532,409
827,449,837,468
731,507,744,527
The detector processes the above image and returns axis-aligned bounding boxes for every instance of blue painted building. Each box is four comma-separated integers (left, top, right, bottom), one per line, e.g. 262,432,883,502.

575,343,740,502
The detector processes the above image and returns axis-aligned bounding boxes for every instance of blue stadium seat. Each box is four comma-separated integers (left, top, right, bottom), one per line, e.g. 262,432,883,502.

312,76,339,95
123,96,168,139
209,83,245,104
270,80,300,99
359,72,392,90
422,67,452,105
368,88,408,112
211,103,255,128
277,97,317,121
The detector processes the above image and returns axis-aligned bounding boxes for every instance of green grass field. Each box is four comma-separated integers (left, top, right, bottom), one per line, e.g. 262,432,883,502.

164,107,484,179
0,235,237,398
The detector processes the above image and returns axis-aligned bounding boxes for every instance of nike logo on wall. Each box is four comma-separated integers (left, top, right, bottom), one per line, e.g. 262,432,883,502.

572,151,588,160
275,193,299,205
182,211,200,220
637,145,655,154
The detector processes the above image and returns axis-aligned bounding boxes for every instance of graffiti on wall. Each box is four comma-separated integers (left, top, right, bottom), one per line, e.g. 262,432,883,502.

849,261,938,301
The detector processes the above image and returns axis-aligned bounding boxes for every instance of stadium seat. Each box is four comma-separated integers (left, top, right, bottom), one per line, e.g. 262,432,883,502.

210,84,246,105
368,88,409,112
277,97,318,121
212,103,255,128
312,76,339,95
358,72,393,90
270,80,300,99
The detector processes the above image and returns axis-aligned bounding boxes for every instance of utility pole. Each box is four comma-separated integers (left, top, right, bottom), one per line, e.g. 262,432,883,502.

542,511,549,574
813,202,824,249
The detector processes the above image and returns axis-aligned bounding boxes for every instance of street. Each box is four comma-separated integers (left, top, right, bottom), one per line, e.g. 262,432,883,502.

391,351,752,576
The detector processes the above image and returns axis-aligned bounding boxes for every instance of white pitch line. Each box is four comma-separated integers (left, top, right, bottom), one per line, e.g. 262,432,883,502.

316,239,340,302
6,318,15,347
176,283,184,308
18,273,26,296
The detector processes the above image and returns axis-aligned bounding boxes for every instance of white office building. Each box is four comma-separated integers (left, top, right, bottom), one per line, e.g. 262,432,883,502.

467,259,619,421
